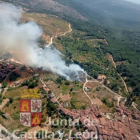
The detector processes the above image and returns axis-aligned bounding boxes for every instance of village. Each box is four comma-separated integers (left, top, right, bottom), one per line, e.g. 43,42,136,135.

41,73,140,140
43,85,140,140
0,58,139,140
0,59,21,81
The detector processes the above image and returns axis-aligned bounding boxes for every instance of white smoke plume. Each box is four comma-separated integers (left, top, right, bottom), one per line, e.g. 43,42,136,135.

0,3,85,81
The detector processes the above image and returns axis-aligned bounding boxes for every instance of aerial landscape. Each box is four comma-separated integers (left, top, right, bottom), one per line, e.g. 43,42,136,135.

0,0,140,140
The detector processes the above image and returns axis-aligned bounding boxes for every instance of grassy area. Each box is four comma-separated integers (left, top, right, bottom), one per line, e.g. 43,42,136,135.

21,13,69,41
0,100,28,132
5,86,28,99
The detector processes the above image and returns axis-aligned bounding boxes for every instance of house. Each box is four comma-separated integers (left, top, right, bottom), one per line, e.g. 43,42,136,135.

98,75,106,84
63,102,69,107
59,107,80,120
50,98,57,103
97,75,106,80
49,92,55,98
43,87,51,93
34,74,39,78
84,86,91,92
6,64,15,70
3,113,10,119
72,113,80,120
14,81,20,87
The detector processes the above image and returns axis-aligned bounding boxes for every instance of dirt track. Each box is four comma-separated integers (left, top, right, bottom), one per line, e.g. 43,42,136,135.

46,23,72,48
83,74,124,106
0,98,9,110
109,54,129,93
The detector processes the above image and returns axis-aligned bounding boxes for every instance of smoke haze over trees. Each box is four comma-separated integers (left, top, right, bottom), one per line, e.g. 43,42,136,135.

0,3,85,81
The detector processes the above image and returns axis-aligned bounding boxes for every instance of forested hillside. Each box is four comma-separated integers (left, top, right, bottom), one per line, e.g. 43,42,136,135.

1,0,140,109
73,0,140,30
55,17,140,109
1,0,86,20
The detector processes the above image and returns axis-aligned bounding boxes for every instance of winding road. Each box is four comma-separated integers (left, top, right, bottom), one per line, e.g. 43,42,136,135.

46,23,72,48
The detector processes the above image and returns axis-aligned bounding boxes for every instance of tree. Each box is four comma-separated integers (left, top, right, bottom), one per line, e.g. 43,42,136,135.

65,81,70,85
71,97,77,109
93,72,98,79
20,65,26,71
47,101,58,116
1,130,8,137
104,79,107,85
2,82,7,88
102,98,114,108
70,88,73,92
9,97,13,104
56,77,62,84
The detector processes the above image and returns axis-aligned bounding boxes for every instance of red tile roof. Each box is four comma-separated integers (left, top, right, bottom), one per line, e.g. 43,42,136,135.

50,98,57,103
